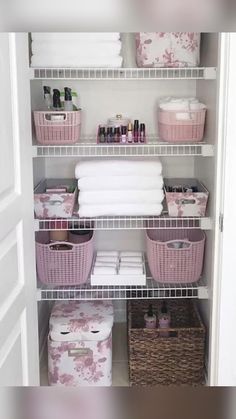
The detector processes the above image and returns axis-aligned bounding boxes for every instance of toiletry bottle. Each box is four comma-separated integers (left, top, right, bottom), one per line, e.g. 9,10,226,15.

144,304,157,329
121,126,127,143
99,126,106,143
43,86,52,110
159,301,171,337
127,122,133,143
134,120,139,143
140,123,146,143
64,87,73,111
107,127,113,143
53,89,62,111
114,126,121,143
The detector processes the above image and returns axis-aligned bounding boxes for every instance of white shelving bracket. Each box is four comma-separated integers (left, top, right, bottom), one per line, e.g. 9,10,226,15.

204,67,217,80
34,219,40,232
198,286,209,300
32,146,38,158
202,144,214,157
200,217,213,230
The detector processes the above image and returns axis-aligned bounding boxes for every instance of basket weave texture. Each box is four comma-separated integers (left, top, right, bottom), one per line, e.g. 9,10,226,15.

128,299,205,386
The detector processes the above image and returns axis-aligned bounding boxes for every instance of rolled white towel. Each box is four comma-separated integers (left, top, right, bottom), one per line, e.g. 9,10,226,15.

96,256,118,263
75,159,162,179
120,262,143,268
79,190,164,205
120,256,143,263
119,266,143,275
93,266,117,275
95,262,117,268
78,203,163,217
120,251,143,257
78,176,164,191
32,33,121,42
97,251,119,257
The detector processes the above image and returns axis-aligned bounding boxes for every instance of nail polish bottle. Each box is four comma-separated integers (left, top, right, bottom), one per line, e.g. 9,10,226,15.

127,122,133,143
144,304,157,329
99,126,106,143
159,301,171,337
114,126,121,143
134,120,139,143
107,127,113,143
121,125,127,144
140,123,146,143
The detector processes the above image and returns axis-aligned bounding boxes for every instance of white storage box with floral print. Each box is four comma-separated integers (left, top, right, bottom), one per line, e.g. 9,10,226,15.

48,301,114,387
136,33,201,68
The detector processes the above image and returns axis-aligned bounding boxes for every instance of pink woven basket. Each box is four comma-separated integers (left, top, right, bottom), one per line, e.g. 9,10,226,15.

146,229,205,283
34,110,81,145
158,108,206,142
36,231,94,285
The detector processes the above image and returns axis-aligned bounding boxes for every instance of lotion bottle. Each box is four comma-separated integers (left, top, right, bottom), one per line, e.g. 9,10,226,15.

144,304,157,329
159,301,171,337
64,87,73,111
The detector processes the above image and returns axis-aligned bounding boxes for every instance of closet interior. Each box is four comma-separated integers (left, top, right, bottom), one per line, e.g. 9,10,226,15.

30,33,221,386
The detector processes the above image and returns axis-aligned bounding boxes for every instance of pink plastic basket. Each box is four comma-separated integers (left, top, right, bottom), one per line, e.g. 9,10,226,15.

158,108,206,142
34,110,81,145
36,231,94,285
146,229,205,283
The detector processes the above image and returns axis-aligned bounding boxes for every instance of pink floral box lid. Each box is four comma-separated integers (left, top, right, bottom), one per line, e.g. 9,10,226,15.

49,301,114,342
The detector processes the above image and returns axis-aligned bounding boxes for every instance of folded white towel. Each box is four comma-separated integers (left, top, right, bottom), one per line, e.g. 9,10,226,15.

120,251,143,257
93,266,117,275
119,266,143,275
79,190,164,205
78,176,163,191
78,203,163,217
96,256,118,263
75,160,162,179
159,97,206,111
31,40,122,57
97,251,119,257
32,33,120,42
31,55,123,68
120,256,143,263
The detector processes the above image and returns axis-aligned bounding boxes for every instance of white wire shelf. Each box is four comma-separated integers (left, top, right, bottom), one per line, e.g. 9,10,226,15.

37,278,208,301
32,140,214,158
30,67,217,80
34,215,212,231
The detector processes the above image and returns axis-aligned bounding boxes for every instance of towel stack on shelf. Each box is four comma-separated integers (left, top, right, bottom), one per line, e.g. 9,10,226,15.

31,33,123,68
75,159,164,217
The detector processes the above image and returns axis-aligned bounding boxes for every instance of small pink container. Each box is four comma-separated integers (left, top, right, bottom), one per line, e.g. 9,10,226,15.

146,229,205,284
34,110,81,145
36,231,94,285
158,108,206,142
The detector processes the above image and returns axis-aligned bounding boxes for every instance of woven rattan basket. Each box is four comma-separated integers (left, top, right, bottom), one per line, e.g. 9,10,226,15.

128,299,205,386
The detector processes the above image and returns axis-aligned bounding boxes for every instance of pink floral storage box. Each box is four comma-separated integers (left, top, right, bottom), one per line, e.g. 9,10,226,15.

34,178,77,219
48,301,114,387
164,178,209,217
136,33,200,68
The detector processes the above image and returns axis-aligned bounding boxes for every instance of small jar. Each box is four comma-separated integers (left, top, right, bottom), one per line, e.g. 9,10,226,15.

144,304,157,329
108,114,130,127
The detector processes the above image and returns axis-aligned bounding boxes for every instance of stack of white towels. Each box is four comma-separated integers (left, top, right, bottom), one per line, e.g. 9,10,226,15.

31,33,123,68
75,159,164,217
93,251,144,276
159,97,206,119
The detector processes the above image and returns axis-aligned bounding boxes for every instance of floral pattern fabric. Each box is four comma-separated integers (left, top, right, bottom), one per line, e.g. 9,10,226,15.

48,301,114,386
34,191,76,219
136,33,200,68
166,192,208,217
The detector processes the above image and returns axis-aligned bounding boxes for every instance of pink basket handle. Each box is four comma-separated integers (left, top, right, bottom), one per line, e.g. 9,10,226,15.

48,241,74,252
165,239,192,250
44,113,68,122
175,197,196,205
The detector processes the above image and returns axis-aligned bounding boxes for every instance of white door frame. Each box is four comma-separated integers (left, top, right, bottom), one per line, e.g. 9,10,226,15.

209,32,236,386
